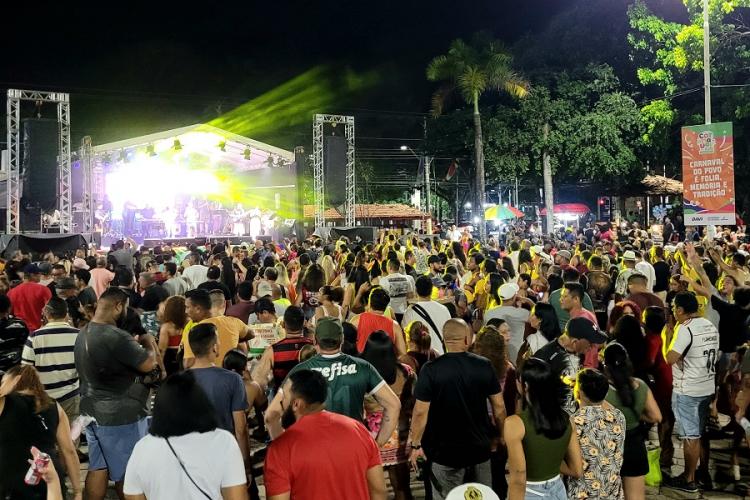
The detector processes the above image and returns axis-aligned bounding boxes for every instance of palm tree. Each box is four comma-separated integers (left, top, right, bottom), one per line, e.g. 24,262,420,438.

427,32,529,239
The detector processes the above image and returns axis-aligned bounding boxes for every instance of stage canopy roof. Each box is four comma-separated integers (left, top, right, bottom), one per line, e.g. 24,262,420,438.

92,123,294,170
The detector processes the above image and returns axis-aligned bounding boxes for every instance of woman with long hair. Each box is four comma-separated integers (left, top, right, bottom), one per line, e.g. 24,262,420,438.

361,331,416,500
400,321,438,375
504,358,582,500
607,301,642,335
0,366,82,500
296,263,326,321
342,264,372,319
523,303,561,356
603,343,662,500
518,249,534,276
485,272,506,312
502,256,517,281
123,370,247,499
473,326,518,498
157,296,188,376
612,314,649,381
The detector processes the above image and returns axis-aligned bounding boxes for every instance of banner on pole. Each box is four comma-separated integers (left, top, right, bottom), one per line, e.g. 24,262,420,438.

681,122,735,226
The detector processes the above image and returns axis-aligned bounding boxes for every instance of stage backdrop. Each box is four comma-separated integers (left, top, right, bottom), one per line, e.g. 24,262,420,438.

681,122,736,226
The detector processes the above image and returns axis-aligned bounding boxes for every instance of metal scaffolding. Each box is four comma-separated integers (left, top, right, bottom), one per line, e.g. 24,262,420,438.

312,114,356,228
80,136,94,233
5,89,72,233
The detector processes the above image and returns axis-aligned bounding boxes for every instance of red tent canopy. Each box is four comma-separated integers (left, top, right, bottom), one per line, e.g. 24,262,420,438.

539,203,590,216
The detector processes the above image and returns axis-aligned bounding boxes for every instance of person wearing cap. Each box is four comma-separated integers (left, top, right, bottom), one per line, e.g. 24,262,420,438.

37,262,54,287
54,276,87,327
555,249,572,269
614,250,639,297
7,263,52,332
484,281,532,364
89,257,114,299
534,317,608,414
265,317,401,446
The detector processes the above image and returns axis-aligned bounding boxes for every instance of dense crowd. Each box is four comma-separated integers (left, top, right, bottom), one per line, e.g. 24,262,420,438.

0,218,749,500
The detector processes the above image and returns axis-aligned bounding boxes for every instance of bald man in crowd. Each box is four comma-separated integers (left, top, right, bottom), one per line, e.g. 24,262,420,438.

408,319,506,499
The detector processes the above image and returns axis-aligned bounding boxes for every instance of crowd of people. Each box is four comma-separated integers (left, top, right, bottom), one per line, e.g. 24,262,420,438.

0,218,749,500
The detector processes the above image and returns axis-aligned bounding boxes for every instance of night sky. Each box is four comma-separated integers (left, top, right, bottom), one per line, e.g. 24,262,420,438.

0,0,568,150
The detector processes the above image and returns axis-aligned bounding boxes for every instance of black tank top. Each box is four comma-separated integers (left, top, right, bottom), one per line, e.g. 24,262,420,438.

0,394,52,499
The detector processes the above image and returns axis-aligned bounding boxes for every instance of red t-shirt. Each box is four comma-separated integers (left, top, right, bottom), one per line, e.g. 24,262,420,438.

356,312,395,352
264,411,381,500
8,281,52,331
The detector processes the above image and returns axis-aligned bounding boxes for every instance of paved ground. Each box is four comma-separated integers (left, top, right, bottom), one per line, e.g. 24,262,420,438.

70,421,749,499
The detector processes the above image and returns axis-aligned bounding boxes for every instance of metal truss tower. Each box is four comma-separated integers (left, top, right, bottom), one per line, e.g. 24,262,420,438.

80,136,94,233
312,114,356,228
5,89,72,233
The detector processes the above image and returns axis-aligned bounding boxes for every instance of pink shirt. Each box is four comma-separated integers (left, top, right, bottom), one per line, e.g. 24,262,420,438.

89,268,115,298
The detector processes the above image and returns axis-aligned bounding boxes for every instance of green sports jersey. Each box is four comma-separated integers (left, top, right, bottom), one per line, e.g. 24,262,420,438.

288,353,385,420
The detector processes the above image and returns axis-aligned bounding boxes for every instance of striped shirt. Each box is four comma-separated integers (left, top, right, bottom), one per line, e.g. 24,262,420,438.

21,322,80,401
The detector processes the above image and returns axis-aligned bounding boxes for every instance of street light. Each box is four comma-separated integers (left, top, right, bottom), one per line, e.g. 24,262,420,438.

400,145,432,226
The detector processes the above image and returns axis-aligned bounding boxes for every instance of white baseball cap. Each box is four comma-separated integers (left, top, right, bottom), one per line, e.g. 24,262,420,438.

446,483,500,500
499,282,520,301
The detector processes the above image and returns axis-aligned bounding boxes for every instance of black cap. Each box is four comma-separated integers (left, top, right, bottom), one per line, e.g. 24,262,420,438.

566,317,608,344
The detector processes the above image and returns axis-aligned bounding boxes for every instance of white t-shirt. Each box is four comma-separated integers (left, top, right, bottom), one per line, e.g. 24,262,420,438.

183,264,209,289
670,317,719,397
525,331,550,355
402,300,451,355
484,306,531,364
124,429,246,500
379,273,415,315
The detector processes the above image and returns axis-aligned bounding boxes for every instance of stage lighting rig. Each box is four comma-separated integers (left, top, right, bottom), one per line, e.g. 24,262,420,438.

243,147,251,160
146,144,156,157
173,139,182,151
218,141,226,152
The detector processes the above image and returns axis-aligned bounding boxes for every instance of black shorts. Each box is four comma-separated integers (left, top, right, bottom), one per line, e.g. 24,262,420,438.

620,427,648,477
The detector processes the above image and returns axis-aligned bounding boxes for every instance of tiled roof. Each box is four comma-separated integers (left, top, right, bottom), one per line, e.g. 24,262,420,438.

303,205,342,219
303,204,428,220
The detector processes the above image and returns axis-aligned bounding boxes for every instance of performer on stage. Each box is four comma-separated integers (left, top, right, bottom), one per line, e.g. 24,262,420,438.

232,203,246,237
185,201,199,238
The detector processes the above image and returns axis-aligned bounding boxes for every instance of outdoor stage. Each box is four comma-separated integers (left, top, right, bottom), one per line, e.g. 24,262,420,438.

87,123,303,247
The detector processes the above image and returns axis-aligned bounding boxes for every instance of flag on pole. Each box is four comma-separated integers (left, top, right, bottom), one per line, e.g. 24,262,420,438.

416,156,425,180
444,159,457,181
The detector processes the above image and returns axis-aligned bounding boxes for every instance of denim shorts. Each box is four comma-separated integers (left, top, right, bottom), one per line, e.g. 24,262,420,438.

672,392,712,439
85,417,149,482
525,475,566,500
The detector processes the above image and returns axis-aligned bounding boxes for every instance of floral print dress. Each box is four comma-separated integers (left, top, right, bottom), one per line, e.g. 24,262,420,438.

566,405,626,499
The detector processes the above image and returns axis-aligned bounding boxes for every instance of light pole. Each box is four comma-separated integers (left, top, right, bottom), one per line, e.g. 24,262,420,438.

401,145,432,231
703,0,711,124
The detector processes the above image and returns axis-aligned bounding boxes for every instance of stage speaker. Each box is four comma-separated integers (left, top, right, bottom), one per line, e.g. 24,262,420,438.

330,226,378,243
22,119,59,212
323,135,347,207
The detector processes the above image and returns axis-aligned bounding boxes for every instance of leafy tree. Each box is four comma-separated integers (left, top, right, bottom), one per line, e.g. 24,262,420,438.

427,32,529,238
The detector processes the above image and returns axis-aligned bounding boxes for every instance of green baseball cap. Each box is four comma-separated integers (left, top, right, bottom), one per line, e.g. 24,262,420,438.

315,317,343,342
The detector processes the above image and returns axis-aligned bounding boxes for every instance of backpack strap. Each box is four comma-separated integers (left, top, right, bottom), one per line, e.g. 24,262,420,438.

411,304,447,353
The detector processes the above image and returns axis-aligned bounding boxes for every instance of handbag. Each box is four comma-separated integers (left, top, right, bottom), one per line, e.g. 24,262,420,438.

645,446,662,487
